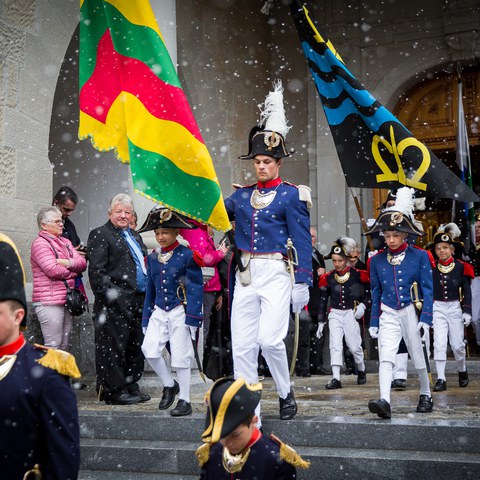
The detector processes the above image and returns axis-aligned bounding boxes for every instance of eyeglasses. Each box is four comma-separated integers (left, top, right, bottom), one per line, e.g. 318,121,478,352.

47,219,64,225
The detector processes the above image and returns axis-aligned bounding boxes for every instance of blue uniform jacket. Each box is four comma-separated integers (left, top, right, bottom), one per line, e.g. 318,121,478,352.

224,180,312,286
0,341,80,480
142,244,204,328
369,245,434,327
433,259,473,315
200,434,296,479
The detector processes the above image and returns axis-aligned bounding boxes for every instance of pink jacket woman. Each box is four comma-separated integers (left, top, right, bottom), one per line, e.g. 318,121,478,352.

31,206,87,350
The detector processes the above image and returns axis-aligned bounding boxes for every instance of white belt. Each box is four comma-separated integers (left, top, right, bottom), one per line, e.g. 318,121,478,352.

241,252,284,261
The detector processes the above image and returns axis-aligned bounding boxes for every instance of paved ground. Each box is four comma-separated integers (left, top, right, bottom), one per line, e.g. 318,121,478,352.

76,363,480,421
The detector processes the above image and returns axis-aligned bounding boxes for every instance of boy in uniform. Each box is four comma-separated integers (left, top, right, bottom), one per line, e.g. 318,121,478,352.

366,187,434,419
316,237,369,389
427,223,473,391
196,377,309,479
139,206,204,416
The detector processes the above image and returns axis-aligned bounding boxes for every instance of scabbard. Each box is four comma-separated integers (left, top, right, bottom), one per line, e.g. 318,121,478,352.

421,339,433,386
192,338,206,383
289,312,300,376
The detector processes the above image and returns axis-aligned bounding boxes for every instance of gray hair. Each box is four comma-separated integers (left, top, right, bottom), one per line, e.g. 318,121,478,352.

108,193,134,213
37,206,62,229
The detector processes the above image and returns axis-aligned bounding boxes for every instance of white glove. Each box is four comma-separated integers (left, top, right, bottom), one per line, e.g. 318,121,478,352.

316,322,325,339
189,326,198,340
367,250,378,259
369,327,379,339
462,313,472,327
354,303,366,320
291,283,309,313
142,327,147,335
417,322,429,340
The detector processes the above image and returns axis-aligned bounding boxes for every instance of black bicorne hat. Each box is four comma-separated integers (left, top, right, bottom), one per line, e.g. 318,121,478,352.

201,377,262,444
137,206,197,233
0,233,28,323
364,210,425,236
324,237,356,260
431,223,462,247
239,128,293,160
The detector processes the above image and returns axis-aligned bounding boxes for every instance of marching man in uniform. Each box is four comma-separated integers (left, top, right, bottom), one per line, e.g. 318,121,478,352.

316,237,370,389
427,223,473,391
139,206,204,417
224,81,312,423
196,377,309,479
366,187,434,419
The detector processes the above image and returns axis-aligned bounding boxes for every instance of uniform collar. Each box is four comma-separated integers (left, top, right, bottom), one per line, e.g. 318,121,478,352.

388,242,408,255
246,427,262,448
162,240,179,253
439,256,454,266
0,333,25,357
256,177,282,189
335,266,350,276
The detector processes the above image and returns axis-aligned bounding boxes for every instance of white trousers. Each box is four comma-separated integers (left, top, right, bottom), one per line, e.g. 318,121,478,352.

231,258,292,399
34,304,73,351
471,277,480,346
433,301,465,362
378,304,426,369
141,305,193,369
328,308,364,367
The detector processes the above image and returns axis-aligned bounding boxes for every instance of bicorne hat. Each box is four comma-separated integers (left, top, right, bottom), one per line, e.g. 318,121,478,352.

324,237,357,260
0,233,28,322
430,223,463,247
138,206,196,233
201,377,262,444
364,187,425,237
239,80,293,160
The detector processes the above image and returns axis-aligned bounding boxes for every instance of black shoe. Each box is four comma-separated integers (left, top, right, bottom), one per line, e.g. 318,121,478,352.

127,383,151,402
279,390,297,420
391,379,407,390
296,370,312,377
170,399,192,417
158,380,180,410
433,379,447,392
368,398,391,419
105,392,142,405
459,370,469,388
416,394,433,413
325,378,342,389
357,371,367,385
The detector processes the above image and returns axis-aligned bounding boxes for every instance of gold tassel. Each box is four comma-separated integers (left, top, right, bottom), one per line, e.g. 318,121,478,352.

34,345,81,379
271,434,310,469
195,442,211,467
23,463,42,479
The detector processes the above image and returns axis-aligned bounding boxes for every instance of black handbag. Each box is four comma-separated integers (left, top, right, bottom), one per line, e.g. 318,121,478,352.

62,279,88,316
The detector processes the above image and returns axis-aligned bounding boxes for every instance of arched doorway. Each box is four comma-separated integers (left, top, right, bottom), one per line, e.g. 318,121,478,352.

373,68,480,244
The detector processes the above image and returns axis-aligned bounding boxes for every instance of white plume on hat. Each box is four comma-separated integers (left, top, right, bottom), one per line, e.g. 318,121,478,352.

439,222,461,240
258,80,292,139
337,236,357,256
384,186,415,219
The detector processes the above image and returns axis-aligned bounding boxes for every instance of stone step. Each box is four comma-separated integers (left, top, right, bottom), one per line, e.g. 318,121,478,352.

79,471,197,480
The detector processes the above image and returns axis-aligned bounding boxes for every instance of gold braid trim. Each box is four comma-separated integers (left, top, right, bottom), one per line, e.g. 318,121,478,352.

195,442,211,467
270,434,310,469
34,345,81,379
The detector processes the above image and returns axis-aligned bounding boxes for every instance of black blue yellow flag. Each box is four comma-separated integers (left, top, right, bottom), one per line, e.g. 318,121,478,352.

290,1,479,202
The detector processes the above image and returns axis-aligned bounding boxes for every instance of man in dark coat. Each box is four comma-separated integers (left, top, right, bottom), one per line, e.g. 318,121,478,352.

0,232,80,480
87,193,150,405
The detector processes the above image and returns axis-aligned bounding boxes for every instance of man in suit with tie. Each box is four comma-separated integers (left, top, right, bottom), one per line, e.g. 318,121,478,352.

87,193,150,405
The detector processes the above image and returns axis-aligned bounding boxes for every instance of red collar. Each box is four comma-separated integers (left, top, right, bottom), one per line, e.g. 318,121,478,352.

257,177,282,189
246,427,262,448
335,266,350,276
439,257,454,266
0,333,25,356
388,243,408,255
162,240,179,253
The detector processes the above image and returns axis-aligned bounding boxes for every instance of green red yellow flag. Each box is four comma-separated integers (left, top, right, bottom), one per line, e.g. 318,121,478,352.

79,0,230,231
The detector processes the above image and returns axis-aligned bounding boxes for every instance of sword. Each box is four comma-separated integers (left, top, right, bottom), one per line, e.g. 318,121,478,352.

286,238,300,376
411,282,432,385
459,287,470,359
178,283,206,383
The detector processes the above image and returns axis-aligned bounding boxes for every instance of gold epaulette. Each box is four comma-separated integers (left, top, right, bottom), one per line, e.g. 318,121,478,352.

195,442,211,467
34,344,81,379
270,434,310,469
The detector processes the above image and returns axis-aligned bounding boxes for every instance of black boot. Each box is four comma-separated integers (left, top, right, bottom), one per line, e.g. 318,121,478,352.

416,394,433,413
458,370,469,388
368,398,391,419
127,383,151,402
279,390,297,420
357,371,367,385
158,380,179,410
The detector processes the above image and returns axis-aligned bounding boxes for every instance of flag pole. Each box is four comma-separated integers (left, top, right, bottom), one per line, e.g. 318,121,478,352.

349,187,375,251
